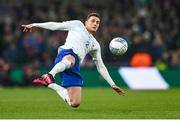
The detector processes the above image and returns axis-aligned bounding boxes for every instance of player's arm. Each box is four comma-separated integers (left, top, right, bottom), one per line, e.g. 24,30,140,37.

21,22,70,32
21,20,80,32
91,49,125,96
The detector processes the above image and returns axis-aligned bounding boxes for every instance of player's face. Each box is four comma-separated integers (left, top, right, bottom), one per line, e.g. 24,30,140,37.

85,16,100,34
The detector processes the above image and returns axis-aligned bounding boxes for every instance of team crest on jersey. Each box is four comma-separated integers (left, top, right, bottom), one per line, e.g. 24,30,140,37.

85,40,95,49
85,41,90,48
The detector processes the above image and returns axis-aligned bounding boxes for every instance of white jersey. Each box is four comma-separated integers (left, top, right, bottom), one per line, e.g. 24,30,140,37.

31,20,115,86
32,20,100,63
58,20,100,62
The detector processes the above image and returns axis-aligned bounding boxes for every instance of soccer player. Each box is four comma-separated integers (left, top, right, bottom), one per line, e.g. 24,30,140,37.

21,13,125,108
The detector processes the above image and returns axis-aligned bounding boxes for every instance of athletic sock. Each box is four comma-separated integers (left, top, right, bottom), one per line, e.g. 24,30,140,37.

48,83,71,105
49,62,66,77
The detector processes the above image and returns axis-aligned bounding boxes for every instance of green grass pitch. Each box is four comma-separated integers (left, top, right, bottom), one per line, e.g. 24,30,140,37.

0,87,180,119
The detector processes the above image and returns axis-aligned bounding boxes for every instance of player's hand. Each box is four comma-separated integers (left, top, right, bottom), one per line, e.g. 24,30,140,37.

21,24,33,32
112,85,125,96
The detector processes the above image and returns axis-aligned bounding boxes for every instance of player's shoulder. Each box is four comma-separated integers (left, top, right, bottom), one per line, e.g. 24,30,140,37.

66,20,84,30
69,20,84,26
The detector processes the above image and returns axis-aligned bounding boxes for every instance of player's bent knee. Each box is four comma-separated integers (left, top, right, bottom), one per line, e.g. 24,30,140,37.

70,102,80,108
62,55,75,69
61,59,71,69
70,100,81,108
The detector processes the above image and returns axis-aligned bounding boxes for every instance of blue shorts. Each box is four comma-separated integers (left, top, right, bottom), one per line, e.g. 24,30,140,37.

54,49,83,88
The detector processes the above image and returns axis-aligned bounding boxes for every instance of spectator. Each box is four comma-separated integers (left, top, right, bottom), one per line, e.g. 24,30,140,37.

0,58,14,86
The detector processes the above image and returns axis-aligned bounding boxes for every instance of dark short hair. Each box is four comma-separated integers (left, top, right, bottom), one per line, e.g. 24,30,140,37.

86,12,100,20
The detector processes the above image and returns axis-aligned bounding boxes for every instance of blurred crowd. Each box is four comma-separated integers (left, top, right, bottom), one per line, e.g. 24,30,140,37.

0,0,180,86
